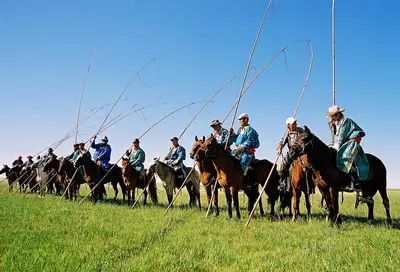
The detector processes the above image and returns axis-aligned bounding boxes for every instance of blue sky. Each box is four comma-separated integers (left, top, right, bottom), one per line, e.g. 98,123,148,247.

1,0,399,187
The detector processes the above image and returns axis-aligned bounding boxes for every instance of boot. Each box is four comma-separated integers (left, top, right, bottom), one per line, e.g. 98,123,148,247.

278,176,286,192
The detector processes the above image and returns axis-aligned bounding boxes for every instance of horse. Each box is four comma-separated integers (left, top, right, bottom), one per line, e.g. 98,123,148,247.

121,158,158,205
289,126,392,226
43,157,64,195
74,152,126,203
147,158,200,208
190,136,220,216
0,165,22,192
58,158,85,201
288,155,315,221
195,135,279,219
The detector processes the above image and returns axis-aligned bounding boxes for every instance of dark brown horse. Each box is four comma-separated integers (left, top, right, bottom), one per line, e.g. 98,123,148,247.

195,135,280,219
121,158,158,205
58,158,85,200
0,165,22,192
43,157,63,195
289,126,392,226
74,152,126,203
190,136,220,216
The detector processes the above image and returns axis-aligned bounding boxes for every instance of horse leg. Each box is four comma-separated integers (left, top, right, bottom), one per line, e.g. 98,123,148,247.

224,187,233,219
292,189,300,222
111,182,118,202
258,191,265,217
214,185,220,216
366,199,375,224
329,187,341,226
143,188,148,205
305,190,312,221
206,185,212,213
232,188,241,219
378,187,392,224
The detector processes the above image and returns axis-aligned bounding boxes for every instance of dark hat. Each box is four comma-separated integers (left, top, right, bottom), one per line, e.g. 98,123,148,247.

101,136,109,142
170,137,179,141
133,138,140,144
210,120,222,127
18,156,22,159
27,155,33,159
79,142,85,146
73,143,79,148
48,148,53,152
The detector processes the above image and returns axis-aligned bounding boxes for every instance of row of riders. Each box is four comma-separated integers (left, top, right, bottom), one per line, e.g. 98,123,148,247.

1,105,392,226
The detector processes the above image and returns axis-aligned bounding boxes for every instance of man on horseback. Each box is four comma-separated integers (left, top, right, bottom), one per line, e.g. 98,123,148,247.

12,156,24,167
67,144,80,163
327,105,369,192
24,155,34,167
39,148,57,166
165,137,187,177
91,136,112,170
125,138,145,172
276,117,304,192
229,113,259,177
210,120,231,147
79,142,91,159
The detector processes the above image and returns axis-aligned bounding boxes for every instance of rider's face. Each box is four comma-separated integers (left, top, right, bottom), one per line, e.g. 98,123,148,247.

239,117,248,127
288,123,297,132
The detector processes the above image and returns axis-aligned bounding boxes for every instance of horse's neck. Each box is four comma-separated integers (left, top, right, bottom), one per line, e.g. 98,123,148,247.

308,137,337,175
157,162,173,180
213,145,240,175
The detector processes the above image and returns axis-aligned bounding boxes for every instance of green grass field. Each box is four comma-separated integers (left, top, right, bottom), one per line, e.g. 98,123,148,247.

0,182,399,272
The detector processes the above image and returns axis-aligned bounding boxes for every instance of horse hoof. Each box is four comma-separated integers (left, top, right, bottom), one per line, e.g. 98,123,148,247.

367,219,374,225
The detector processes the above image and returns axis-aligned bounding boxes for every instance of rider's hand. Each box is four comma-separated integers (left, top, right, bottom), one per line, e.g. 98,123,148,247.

125,150,130,156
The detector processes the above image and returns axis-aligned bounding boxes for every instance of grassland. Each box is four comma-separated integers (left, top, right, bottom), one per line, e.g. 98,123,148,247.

0,182,399,272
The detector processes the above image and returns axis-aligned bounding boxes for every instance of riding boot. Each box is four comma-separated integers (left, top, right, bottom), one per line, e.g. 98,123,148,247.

278,175,287,192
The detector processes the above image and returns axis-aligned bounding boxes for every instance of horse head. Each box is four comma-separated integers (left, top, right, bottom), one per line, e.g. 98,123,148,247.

74,151,90,168
0,164,9,175
58,157,73,174
190,136,205,160
43,156,59,173
121,158,130,177
289,126,315,160
197,134,218,160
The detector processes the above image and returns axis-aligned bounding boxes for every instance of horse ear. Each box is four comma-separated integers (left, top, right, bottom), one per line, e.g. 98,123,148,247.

202,136,205,142
195,136,198,141
304,126,311,134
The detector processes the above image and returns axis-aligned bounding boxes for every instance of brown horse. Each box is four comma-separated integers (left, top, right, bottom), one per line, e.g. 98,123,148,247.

289,155,315,221
43,157,64,195
190,136,220,216
74,152,126,203
195,135,279,219
289,126,392,226
121,158,158,205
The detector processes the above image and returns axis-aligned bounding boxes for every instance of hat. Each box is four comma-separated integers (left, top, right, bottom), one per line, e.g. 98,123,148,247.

27,155,33,159
101,136,109,142
286,116,297,125
48,148,53,152
210,120,222,127
238,113,249,120
18,156,22,159
170,137,179,141
73,143,79,148
133,138,140,144
326,105,345,117
79,142,85,146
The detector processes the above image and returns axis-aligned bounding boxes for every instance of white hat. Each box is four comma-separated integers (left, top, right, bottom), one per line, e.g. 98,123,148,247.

238,113,249,120
326,105,345,117
286,116,297,125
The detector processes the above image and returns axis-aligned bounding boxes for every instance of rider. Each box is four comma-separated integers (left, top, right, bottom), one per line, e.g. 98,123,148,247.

91,136,112,170
125,138,145,172
210,119,232,148
327,105,369,192
165,137,187,177
276,117,304,192
40,148,57,166
12,156,24,167
67,144,80,163
230,113,260,177
23,155,34,169
79,142,91,159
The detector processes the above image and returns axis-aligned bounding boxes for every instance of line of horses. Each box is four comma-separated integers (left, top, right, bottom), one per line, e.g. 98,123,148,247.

0,127,392,227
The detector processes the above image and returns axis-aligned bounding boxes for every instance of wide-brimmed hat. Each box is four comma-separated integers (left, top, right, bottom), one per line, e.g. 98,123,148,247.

27,155,33,159
170,137,179,141
210,120,222,127
286,116,297,125
238,113,249,120
133,138,140,144
101,136,109,142
326,105,345,117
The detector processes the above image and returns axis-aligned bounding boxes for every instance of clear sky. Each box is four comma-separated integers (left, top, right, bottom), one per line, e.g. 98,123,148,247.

1,0,399,187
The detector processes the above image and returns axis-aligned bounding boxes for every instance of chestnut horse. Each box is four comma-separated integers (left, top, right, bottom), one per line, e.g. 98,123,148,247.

74,152,126,203
58,158,85,200
190,136,220,216
289,126,392,226
195,135,280,219
121,158,158,205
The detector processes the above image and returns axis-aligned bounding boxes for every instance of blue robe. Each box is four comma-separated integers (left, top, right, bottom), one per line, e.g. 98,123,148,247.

330,117,369,180
91,142,111,169
231,125,260,171
166,145,186,169
129,148,145,172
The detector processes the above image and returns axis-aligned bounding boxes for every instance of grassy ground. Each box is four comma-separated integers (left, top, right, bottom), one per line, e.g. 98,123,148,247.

0,182,399,272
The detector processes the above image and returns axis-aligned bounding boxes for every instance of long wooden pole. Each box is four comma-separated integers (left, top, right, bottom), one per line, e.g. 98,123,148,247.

332,0,336,105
